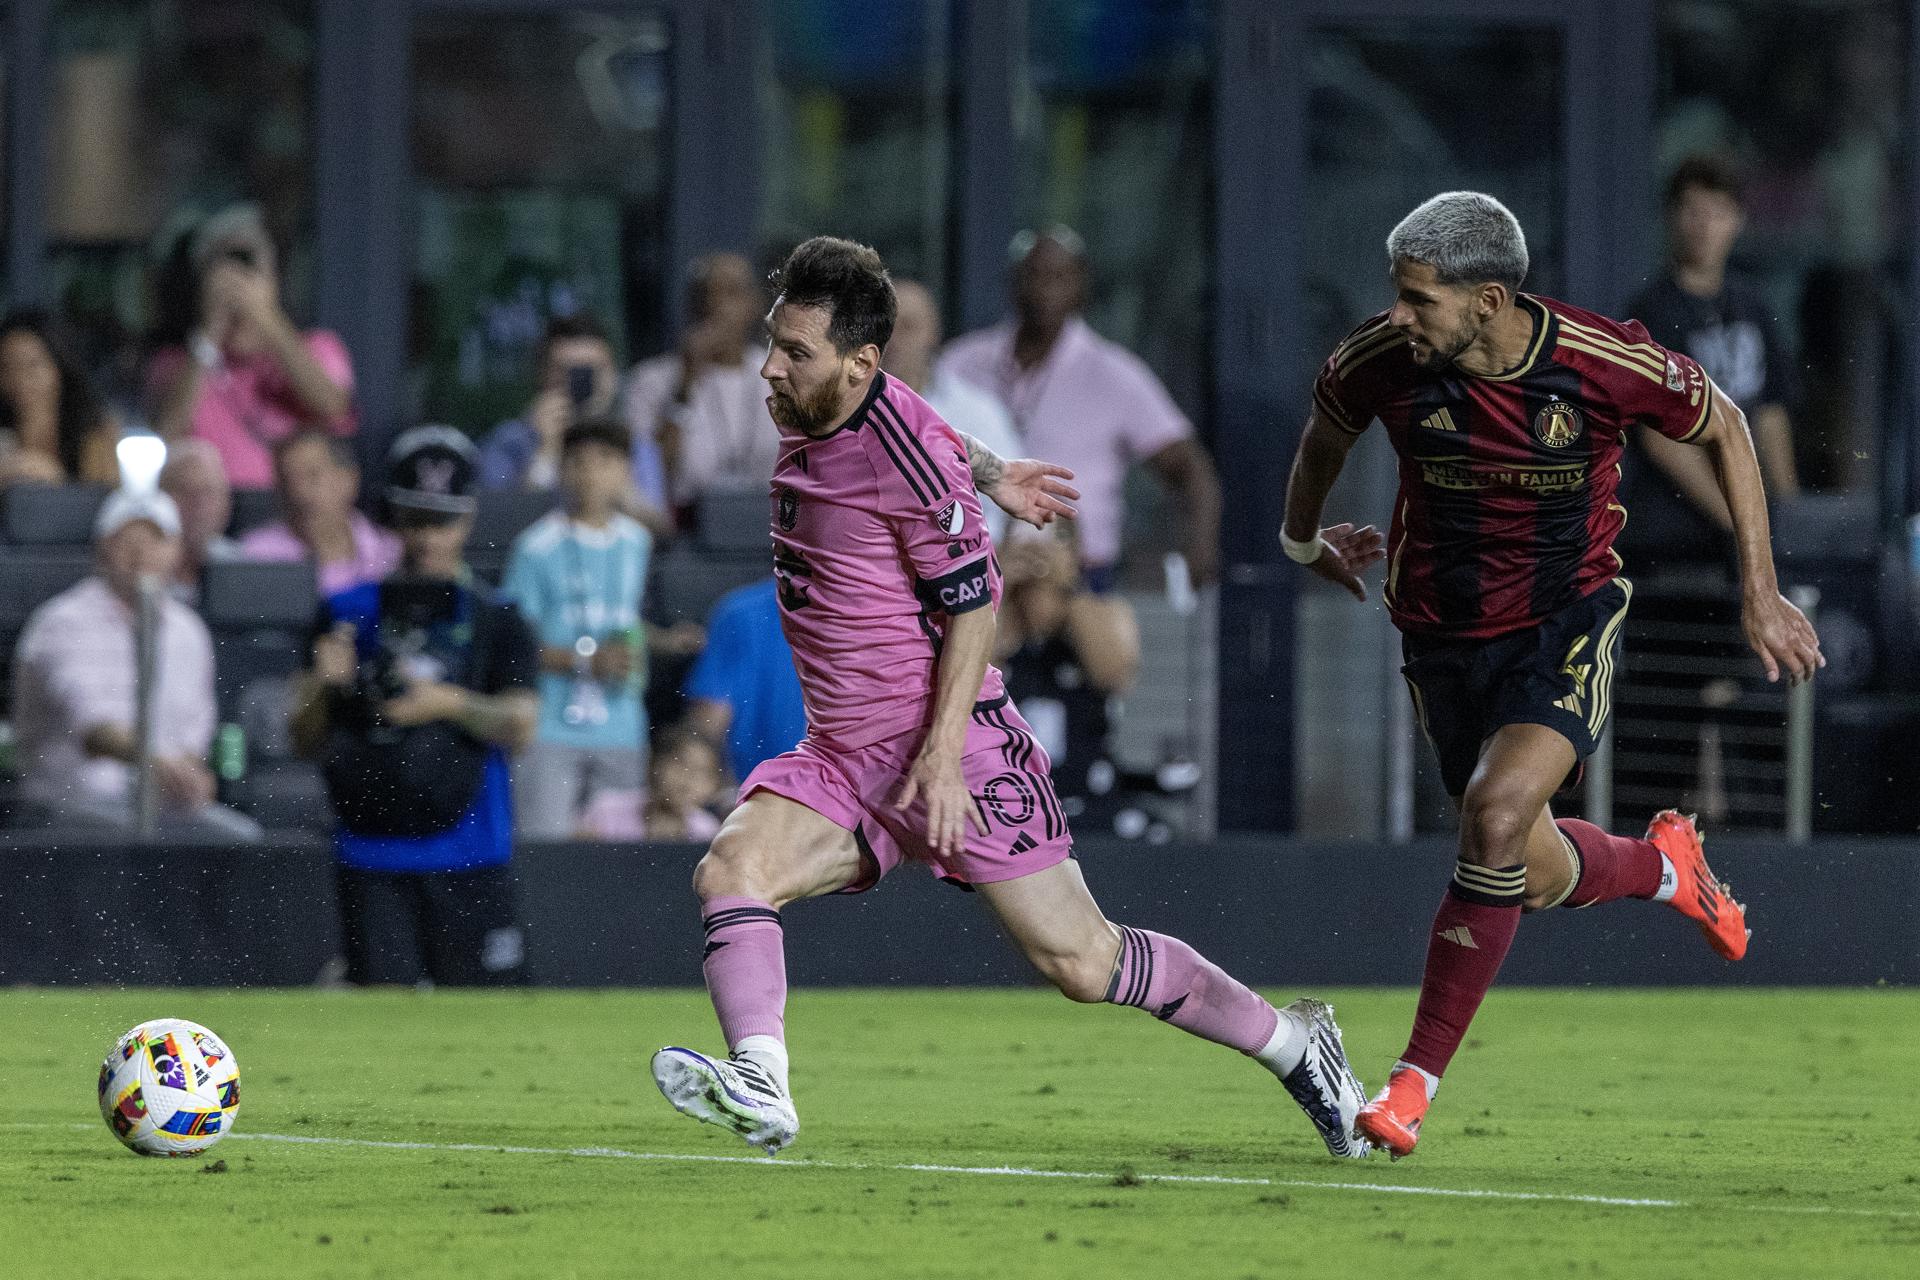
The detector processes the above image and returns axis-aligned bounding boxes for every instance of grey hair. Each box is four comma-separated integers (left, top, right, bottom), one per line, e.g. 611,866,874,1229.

1386,192,1528,291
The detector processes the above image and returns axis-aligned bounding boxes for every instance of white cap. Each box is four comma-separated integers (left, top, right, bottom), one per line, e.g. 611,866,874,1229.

94,487,182,542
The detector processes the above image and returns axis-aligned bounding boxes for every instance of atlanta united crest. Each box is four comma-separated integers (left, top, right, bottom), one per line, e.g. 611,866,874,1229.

1532,398,1584,449
777,486,798,531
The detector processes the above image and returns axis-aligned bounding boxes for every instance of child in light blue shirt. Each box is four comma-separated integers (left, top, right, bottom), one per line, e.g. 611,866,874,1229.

501,418,653,837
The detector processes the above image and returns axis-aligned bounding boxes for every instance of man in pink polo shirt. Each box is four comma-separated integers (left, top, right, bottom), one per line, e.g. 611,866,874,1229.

147,204,356,490
940,226,1222,592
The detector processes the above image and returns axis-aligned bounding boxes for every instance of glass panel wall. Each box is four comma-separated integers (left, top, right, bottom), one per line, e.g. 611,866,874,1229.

1304,24,1564,363
44,0,315,415
754,1,952,290
409,7,671,434
1652,0,1909,494
1014,0,1212,416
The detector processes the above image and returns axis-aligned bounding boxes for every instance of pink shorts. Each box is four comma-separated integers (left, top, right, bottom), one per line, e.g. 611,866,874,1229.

739,694,1074,890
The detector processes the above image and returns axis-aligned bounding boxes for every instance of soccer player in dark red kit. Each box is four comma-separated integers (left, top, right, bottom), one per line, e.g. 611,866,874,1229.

650,236,1372,1160
1280,192,1824,1159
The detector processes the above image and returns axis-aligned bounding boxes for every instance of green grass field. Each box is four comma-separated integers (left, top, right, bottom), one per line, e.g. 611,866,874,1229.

2,987,1914,1279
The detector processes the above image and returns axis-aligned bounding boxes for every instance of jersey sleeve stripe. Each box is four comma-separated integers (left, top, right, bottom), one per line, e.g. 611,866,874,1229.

1338,330,1407,380
1333,322,1394,367
1334,323,1401,372
874,397,949,488
1313,386,1363,434
872,414,943,506
878,409,950,501
1556,337,1665,386
1675,382,1714,443
1559,314,1666,357
1557,319,1667,376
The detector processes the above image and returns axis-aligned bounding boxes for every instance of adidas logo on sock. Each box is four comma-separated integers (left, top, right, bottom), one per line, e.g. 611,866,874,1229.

1437,926,1478,949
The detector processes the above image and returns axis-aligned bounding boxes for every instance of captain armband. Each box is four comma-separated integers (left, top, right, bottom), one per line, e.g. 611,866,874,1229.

916,561,995,615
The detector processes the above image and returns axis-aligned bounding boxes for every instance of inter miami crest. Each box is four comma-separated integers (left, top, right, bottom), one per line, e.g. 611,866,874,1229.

777,486,798,531
1532,397,1584,449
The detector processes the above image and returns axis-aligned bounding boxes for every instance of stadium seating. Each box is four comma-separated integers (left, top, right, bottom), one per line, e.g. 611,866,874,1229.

650,546,767,627
201,559,327,830
0,547,94,714
1,483,110,545
201,559,320,631
695,490,769,556
467,489,558,584
227,486,282,538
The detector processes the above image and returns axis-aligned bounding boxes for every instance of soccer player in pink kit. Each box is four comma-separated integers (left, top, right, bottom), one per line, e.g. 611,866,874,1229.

651,237,1372,1160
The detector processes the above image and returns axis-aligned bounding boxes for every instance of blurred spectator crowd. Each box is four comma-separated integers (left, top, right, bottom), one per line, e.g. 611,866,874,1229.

12,141,1898,883
0,205,1216,868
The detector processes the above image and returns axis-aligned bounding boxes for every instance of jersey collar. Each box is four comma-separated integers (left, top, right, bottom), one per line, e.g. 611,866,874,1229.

820,368,888,439
1473,294,1556,383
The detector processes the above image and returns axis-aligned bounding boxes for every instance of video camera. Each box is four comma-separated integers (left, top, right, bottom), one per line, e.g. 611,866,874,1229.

331,577,464,735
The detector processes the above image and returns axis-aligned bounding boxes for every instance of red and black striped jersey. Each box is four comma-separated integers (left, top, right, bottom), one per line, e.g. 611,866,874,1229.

1313,294,1714,640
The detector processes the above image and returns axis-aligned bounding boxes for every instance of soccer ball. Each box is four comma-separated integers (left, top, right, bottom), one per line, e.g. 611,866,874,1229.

97,1019,241,1157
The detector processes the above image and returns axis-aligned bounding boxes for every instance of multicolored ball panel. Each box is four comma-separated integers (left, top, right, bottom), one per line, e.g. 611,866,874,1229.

96,1018,240,1157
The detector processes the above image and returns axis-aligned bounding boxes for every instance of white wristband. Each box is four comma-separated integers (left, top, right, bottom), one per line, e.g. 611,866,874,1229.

1280,529,1327,565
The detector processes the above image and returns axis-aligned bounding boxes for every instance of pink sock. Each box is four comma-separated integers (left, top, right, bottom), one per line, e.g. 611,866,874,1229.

1104,926,1280,1054
1556,818,1664,908
700,897,786,1046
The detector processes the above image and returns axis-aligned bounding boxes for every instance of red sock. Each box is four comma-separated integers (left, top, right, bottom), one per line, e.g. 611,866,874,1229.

1555,818,1664,908
1400,862,1525,1080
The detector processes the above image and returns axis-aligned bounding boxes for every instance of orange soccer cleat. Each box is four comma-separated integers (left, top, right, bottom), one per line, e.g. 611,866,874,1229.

1646,809,1750,961
1354,1066,1430,1160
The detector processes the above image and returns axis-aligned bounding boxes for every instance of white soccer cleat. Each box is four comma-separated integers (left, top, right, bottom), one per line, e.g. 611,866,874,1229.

1277,998,1372,1160
651,1046,800,1154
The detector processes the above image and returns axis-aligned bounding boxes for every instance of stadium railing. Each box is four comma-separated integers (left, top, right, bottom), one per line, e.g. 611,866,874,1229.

1594,582,1817,842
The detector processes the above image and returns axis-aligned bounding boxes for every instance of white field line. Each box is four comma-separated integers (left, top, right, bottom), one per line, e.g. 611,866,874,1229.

207,1130,1918,1220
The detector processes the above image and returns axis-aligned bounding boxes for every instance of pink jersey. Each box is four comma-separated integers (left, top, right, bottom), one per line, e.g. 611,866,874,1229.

769,372,1004,750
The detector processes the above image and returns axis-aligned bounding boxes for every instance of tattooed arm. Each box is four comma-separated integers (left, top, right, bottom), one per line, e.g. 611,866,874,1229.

962,434,1007,491
961,434,1080,531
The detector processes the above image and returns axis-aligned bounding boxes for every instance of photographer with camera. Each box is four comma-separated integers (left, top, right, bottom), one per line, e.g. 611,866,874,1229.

146,203,357,490
291,427,540,986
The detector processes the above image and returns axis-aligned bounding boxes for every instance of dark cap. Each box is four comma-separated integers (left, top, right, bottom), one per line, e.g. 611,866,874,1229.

385,425,479,520
561,416,633,458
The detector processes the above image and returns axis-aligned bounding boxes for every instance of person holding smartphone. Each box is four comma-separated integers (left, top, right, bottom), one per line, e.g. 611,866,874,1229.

146,203,357,490
478,312,670,537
